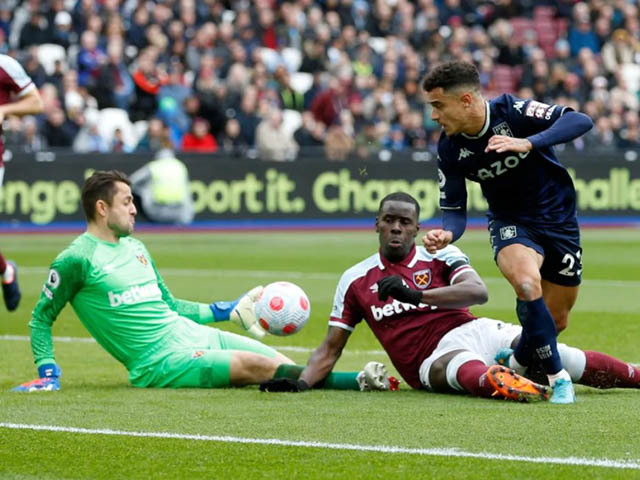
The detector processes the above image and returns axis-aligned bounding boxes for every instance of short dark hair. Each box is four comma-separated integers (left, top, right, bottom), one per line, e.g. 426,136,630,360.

378,192,420,219
421,61,480,93
82,170,130,221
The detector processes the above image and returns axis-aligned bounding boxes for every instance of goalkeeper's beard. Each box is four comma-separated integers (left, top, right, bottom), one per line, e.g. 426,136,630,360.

108,220,134,238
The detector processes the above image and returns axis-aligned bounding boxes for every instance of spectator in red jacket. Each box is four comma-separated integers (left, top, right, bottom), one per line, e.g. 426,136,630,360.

181,117,218,153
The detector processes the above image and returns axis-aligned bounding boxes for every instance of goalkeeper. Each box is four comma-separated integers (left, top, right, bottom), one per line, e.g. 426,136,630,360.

14,170,382,392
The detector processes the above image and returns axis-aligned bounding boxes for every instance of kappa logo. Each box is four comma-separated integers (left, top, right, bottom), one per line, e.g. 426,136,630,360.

412,269,432,289
458,148,473,160
192,351,205,359
492,122,513,137
513,100,525,114
499,226,517,240
136,254,149,266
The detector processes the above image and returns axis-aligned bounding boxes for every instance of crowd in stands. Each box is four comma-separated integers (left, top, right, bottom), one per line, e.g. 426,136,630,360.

1,0,640,161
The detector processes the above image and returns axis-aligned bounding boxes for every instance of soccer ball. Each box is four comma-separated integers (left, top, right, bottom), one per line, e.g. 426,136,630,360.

255,281,310,336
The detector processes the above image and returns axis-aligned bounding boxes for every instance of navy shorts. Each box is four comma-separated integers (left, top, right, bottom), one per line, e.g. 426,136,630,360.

487,217,582,287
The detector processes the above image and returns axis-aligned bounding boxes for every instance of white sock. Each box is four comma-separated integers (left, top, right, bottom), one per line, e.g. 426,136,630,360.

508,354,526,374
547,369,571,387
2,263,14,284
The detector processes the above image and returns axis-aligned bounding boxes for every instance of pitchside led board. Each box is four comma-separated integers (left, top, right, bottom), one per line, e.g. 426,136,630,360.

0,152,639,226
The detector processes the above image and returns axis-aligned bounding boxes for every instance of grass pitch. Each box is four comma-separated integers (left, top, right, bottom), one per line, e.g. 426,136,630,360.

1,229,640,479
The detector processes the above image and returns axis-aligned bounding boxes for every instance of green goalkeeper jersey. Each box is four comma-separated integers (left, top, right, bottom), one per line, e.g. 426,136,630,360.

30,232,214,369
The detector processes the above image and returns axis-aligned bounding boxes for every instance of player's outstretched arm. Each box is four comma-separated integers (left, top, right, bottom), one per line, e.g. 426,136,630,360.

260,327,350,392
12,363,61,392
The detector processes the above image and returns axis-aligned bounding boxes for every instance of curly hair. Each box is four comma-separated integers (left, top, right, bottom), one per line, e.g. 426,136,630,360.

421,61,480,93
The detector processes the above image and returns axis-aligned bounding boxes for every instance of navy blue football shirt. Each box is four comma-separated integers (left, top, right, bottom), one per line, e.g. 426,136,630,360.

437,94,577,225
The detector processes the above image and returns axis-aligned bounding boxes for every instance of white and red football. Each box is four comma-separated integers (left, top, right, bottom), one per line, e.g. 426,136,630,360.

255,281,310,336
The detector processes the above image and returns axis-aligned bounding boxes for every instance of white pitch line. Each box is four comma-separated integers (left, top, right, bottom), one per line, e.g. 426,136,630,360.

16,267,640,288
0,422,638,470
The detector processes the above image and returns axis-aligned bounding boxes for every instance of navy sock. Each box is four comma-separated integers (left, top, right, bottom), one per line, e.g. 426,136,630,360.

515,298,563,375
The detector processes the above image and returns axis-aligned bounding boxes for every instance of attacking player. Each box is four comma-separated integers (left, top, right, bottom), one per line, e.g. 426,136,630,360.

0,53,44,312
13,170,384,392
260,193,640,402
420,61,594,404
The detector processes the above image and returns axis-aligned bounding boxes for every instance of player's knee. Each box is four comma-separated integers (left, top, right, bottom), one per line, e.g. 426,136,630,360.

512,277,542,300
229,351,281,385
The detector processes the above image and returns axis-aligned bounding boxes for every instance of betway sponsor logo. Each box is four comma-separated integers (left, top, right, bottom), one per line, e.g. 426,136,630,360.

370,299,436,321
108,284,161,307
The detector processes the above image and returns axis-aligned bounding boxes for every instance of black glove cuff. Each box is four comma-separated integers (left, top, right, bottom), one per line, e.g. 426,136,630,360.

406,289,423,306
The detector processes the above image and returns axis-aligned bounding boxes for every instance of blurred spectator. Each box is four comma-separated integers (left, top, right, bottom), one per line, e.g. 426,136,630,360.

76,30,107,88
181,117,218,153
23,50,47,88
110,127,134,153
255,107,298,161
49,10,74,49
217,118,248,157
93,39,134,110
157,62,190,133
42,107,76,148
274,65,305,112
19,11,47,49
294,111,325,148
72,110,108,153
130,47,168,122
136,117,173,153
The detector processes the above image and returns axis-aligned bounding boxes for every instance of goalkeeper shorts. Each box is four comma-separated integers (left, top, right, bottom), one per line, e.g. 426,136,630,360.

129,317,279,388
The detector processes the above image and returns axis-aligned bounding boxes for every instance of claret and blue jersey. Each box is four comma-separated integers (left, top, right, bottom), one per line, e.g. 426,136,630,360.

437,94,578,225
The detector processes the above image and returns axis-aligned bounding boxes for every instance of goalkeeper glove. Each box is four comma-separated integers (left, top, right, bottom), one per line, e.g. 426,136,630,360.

12,363,61,392
377,275,423,306
211,286,268,340
259,378,310,392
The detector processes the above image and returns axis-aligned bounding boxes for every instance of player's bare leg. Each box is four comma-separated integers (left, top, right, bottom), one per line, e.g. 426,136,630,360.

229,351,294,386
496,244,575,403
542,280,579,333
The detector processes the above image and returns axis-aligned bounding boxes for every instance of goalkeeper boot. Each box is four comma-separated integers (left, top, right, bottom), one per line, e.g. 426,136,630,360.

550,378,576,405
487,365,550,402
356,361,400,391
2,261,21,311
230,286,267,340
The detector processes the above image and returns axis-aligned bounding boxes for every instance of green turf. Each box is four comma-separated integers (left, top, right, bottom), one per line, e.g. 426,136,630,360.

1,230,639,479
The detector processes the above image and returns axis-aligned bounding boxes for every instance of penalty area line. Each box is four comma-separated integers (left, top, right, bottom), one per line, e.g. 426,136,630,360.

1,422,639,470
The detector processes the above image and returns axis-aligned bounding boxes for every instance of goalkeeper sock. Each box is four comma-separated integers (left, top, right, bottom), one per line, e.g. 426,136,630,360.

273,364,360,390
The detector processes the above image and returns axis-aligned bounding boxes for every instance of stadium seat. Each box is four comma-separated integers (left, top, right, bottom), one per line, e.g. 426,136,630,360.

97,108,136,146
36,44,66,75
510,17,535,44
133,120,148,145
492,65,518,93
289,72,313,94
281,109,302,136
258,47,283,72
281,47,302,72
368,37,387,55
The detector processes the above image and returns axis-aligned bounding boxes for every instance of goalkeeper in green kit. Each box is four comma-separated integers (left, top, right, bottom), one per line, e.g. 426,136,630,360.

13,170,392,392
